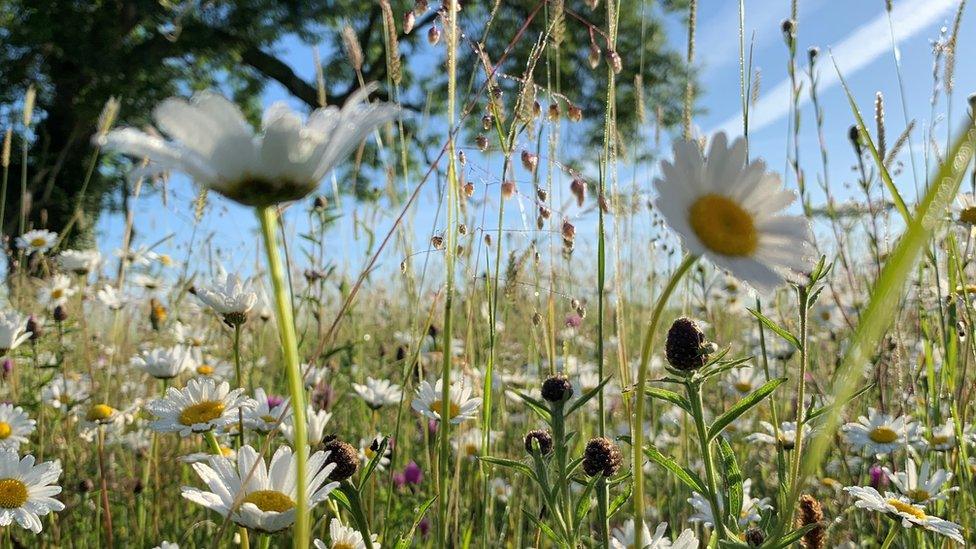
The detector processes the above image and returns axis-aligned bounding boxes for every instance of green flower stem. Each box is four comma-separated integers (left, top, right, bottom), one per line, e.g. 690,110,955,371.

338,481,375,549
879,522,898,549
257,206,309,549
687,382,729,540
631,254,698,548
233,322,245,448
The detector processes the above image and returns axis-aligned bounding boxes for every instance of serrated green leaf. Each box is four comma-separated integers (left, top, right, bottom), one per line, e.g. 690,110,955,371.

747,310,800,349
643,446,706,493
708,378,787,441
644,386,691,412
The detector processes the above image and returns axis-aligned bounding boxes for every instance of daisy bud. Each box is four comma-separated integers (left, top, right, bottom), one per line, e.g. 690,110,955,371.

561,221,575,242
582,437,622,477
476,134,489,151
588,45,601,69
404,11,416,33
26,315,41,341
745,527,765,547
53,305,68,323
524,429,553,455
521,150,538,172
501,181,515,199
547,103,560,121
607,51,623,74
541,374,573,403
570,178,586,207
665,317,708,371
568,105,583,122
323,437,360,481
428,26,441,45
808,47,820,64
463,181,475,197
797,495,826,549
223,311,248,327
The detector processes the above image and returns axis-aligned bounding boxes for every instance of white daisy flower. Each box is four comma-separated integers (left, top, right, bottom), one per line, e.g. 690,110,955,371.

314,517,380,549
14,230,57,254
244,388,290,433
689,478,770,528
724,365,760,397
194,273,257,324
883,458,958,504
653,133,812,292
842,408,917,456
0,405,35,451
352,377,402,409
190,356,234,380
131,346,193,380
922,417,957,451
99,84,399,207
181,445,338,533
0,312,30,354
745,421,811,451
37,274,76,309
42,374,90,410
145,378,255,436
488,477,512,503
611,520,699,549
131,273,165,292
412,377,481,425
281,406,332,446
0,449,64,533
954,192,976,225
57,249,101,275
844,485,964,543
96,285,126,311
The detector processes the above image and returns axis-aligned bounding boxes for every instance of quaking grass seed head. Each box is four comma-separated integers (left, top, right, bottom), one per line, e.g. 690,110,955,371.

665,317,709,371
582,437,622,477
523,429,553,456
540,375,573,403
323,437,359,481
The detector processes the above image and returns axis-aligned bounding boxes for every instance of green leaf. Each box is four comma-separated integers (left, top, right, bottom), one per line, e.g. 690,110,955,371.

478,456,538,482
516,391,552,423
521,508,564,545
608,483,633,518
718,438,743,531
747,309,800,349
394,496,437,549
707,378,787,441
644,386,692,412
805,383,874,423
572,474,601,536
566,376,612,416
643,446,706,493
765,523,820,549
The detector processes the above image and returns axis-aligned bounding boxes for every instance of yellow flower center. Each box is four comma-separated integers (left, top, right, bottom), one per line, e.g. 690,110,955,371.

431,399,460,420
51,289,64,299
260,415,276,424
178,401,225,426
242,490,294,513
868,427,899,444
0,479,28,508
906,489,931,502
960,207,976,225
0,422,12,440
929,434,951,446
365,447,376,459
733,381,753,393
196,365,214,376
29,237,47,247
688,194,758,256
333,544,356,549
87,404,115,422
219,446,234,457
887,499,926,520
159,254,173,266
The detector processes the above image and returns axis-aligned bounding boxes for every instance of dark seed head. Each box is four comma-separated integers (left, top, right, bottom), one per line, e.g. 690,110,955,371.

53,305,68,323
582,437,622,477
665,317,708,371
524,429,553,456
541,375,573,403
323,438,360,481
745,526,766,547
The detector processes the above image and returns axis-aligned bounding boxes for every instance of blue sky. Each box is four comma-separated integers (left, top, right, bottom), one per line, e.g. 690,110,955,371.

93,0,973,281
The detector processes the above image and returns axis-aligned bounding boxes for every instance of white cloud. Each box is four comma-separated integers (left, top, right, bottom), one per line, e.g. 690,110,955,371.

710,0,958,136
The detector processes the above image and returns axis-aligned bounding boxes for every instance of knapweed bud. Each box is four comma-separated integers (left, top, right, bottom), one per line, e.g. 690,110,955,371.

582,437,622,477
26,315,42,341
53,305,68,323
797,495,826,549
665,317,708,371
323,437,360,481
540,374,573,403
745,527,766,547
524,429,553,455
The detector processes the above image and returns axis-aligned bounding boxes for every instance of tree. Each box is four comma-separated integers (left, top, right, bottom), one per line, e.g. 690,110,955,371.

0,0,689,252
